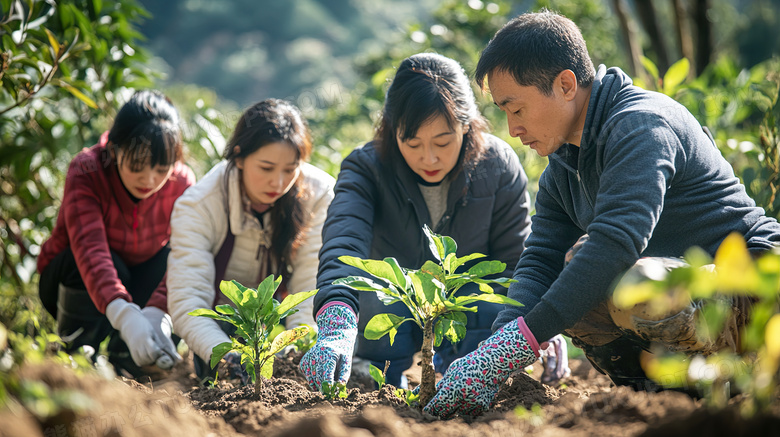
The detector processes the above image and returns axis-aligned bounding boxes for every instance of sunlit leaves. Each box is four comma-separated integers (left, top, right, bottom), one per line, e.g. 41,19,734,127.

189,275,317,387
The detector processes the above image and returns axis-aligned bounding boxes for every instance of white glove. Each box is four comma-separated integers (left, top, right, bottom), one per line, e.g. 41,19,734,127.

141,306,182,370
541,334,572,384
105,299,165,367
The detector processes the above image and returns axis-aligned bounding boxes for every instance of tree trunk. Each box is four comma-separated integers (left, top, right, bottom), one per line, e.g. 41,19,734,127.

693,0,712,76
612,0,644,79
635,0,670,76
419,319,436,408
672,0,696,78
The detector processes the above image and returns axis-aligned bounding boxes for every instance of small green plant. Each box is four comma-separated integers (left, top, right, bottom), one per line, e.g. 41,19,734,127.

395,387,420,407
514,403,545,427
188,275,317,391
335,225,522,407
612,233,780,415
321,381,348,400
368,360,389,390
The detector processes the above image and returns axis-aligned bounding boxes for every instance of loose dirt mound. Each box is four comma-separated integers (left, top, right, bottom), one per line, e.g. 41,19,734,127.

0,361,238,437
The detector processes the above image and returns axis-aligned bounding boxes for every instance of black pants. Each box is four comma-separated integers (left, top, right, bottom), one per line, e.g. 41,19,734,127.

38,246,169,356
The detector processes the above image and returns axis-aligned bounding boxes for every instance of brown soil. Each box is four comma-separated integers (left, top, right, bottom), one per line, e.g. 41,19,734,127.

4,351,780,437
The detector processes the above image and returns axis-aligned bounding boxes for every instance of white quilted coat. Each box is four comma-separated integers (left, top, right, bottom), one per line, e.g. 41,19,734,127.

167,161,335,361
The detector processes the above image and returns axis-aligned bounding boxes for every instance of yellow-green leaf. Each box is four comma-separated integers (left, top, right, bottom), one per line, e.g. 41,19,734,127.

269,326,309,356
662,57,690,94
713,233,759,292
58,82,97,109
765,314,780,360
44,28,60,56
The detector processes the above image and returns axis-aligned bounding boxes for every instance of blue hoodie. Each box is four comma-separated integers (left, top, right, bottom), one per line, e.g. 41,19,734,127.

493,65,780,342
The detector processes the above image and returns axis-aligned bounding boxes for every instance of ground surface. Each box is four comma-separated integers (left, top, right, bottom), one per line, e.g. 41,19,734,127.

4,351,780,436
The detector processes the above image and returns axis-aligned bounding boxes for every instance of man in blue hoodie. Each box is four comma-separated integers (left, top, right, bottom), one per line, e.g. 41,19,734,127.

424,10,780,418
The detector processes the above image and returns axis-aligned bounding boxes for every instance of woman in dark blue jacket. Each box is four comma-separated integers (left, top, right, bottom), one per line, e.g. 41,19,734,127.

300,53,563,390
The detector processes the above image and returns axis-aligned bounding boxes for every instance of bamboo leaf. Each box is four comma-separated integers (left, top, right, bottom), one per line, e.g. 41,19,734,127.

43,27,60,56
56,81,97,109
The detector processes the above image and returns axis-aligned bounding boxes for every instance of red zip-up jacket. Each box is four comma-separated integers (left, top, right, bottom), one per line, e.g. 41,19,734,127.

37,132,196,313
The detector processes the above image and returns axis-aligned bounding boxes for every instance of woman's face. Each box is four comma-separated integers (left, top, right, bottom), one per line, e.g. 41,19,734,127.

236,142,301,206
115,149,174,200
396,115,467,184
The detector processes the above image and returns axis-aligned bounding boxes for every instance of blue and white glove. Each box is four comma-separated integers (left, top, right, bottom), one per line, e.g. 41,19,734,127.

424,317,541,418
299,303,357,391
541,334,571,384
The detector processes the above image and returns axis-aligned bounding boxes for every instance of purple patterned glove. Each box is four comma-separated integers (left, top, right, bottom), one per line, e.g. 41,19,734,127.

424,317,541,418
299,303,357,391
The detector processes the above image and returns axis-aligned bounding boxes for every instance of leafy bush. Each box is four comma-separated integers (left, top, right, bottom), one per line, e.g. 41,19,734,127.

188,275,317,391
612,233,780,415
335,225,521,407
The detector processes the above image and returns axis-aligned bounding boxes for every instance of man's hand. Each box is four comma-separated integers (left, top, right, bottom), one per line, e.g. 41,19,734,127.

299,303,357,391
424,317,541,418
541,334,571,384
141,306,183,370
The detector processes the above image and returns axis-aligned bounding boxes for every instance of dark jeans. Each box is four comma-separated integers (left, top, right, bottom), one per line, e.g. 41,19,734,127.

38,246,169,356
356,285,502,387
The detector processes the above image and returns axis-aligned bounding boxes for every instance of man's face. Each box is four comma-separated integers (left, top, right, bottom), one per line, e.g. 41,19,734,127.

488,70,578,157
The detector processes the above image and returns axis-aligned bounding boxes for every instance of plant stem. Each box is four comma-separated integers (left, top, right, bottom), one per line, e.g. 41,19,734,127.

419,318,436,408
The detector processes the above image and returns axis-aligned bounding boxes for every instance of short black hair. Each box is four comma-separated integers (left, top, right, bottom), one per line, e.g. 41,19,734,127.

108,90,182,171
475,10,595,95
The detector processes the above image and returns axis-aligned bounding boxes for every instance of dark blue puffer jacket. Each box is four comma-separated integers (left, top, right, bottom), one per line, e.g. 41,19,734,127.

315,134,532,350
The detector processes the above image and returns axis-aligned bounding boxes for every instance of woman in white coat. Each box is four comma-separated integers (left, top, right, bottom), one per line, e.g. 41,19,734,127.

167,99,335,382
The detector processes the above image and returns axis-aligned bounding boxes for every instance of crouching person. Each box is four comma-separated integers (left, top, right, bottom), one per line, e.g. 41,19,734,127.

424,11,780,418
37,90,195,378
166,99,335,384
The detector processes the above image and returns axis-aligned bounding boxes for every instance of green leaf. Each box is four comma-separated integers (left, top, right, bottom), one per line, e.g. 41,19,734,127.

334,276,401,305
442,235,457,259
409,270,440,306
56,81,97,109
641,56,659,81
448,252,485,273
255,274,280,309
420,260,444,279
215,304,236,315
338,256,407,289
209,342,233,369
277,289,317,317
467,260,506,278
662,57,690,95
219,280,243,306
43,27,60,56
260,355,274,379
383,257,409,289
269,326,310,356
423,225,445,262
368,363,385,389
435,317,466,345
364,313,410,344
187,308,229,322
454,293,524,307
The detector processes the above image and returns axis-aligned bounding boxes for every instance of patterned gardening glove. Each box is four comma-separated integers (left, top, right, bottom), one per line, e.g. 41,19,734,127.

299,303,358,391
424,317,541,418
541,334,571,384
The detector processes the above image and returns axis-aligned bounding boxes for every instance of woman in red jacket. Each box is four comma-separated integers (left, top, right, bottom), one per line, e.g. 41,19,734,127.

37,90,195,378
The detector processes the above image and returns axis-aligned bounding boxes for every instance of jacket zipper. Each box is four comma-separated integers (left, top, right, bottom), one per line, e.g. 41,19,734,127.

575,171,595,209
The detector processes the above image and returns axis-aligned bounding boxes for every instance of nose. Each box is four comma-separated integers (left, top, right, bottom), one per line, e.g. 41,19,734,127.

422,145,438,165
270,171,283,188
507,115,525,138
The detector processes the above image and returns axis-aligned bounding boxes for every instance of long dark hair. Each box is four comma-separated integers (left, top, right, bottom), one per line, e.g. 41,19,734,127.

375,53,489,172
223,99,312,269
108,90,182,170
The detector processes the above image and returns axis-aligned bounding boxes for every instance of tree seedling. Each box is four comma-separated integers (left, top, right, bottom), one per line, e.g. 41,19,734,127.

188,275,317,391
321,381,348,400
335,225,522,407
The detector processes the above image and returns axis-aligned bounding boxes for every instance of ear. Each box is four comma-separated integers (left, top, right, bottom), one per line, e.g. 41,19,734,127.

557,70,578,101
